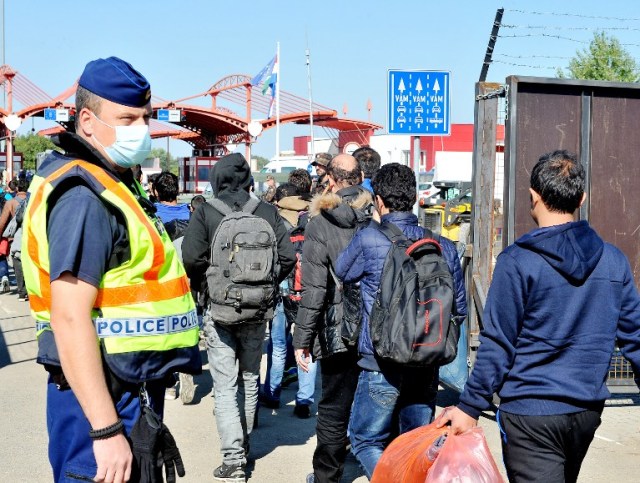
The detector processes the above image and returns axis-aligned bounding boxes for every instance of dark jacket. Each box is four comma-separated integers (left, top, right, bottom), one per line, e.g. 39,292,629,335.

336,211,467,371
292,185,373,359
458,221,640,419
182,154,295,293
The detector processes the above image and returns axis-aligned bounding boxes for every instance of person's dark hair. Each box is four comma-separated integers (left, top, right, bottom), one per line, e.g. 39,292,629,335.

132,164,143,183
154,171,180,202
353,146,381,179
8,180,17,191
16,178,29,193
147,172,159,185
288,169,312,194
275,182,299,202
372,163,416,212
190,194,206,212
530,150,584,214
75,85,103,131
328,159,362,187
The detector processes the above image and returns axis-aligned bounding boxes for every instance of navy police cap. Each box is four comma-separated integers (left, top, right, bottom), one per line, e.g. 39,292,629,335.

78,56,151,107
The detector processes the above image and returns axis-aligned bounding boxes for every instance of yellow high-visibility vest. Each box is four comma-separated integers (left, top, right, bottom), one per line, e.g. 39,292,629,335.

23,156,200,382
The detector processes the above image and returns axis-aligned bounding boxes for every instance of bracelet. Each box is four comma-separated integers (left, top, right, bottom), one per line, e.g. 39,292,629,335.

89,419,124,441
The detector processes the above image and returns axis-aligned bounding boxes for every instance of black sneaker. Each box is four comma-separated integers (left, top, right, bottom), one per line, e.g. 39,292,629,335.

213,463,246,482
293,404,311,419
243,440,250,459
258,393,280,409
281,367,298,387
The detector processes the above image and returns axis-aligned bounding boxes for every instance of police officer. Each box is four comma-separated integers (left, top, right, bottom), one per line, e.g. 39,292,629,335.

22,57,200,483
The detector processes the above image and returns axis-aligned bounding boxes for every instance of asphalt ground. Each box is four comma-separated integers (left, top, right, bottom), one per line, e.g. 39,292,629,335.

2,278,640,482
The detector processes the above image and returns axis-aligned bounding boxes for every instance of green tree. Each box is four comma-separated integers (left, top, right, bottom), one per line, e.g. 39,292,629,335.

149,147,178,174
253,155,270,171
557,32,640,82
13,133,59,170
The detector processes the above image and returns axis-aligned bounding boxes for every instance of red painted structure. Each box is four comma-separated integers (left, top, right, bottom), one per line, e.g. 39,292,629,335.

0,65,381,184
410,124,505,172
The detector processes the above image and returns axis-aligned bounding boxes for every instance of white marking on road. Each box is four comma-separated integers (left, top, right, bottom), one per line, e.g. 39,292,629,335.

594,434,623,445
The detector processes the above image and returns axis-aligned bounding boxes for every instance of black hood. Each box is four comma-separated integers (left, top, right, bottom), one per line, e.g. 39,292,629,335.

515,220,604,284
209,153,252,208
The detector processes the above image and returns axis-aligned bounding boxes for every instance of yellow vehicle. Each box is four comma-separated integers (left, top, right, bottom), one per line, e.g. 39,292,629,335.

419,182,472,243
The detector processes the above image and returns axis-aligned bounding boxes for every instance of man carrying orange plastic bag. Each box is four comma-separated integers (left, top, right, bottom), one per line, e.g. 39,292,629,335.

437,150,640,483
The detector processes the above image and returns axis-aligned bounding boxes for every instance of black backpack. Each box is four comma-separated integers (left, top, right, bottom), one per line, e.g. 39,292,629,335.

369,222,459,367
286,212,308,302
164,218,189,242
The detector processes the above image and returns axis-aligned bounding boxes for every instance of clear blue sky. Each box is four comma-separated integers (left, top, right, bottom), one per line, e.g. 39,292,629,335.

5,0,640,158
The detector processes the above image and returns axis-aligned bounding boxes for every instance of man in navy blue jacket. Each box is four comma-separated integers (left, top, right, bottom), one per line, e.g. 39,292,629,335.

437,150,640,483
336,163,466,479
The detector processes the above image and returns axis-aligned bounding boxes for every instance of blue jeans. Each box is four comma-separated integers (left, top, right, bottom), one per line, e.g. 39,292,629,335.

348,367,439,479
439,321,469,393
264,300,317,405
0,255,8,279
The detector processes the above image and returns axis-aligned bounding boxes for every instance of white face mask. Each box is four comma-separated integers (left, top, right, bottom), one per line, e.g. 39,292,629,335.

92,112,152,168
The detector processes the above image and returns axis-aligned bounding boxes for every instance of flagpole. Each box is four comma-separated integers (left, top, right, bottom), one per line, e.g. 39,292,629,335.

306,34,315,160
275,41,280,163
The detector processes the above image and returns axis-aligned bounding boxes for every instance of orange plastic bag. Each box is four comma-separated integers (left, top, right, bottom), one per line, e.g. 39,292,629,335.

371,422,448,483
425,427,503,483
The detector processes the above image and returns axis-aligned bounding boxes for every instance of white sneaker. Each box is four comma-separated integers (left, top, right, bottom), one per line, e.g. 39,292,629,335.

179,373,196,404
164,386,178,400
0,276,9,293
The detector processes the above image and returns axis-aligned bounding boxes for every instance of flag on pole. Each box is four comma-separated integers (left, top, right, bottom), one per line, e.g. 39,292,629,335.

252,55,279,118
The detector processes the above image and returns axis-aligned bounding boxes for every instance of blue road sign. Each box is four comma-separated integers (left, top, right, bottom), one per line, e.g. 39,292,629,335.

157,109,169,121
387,70,450,136
44,108,56,121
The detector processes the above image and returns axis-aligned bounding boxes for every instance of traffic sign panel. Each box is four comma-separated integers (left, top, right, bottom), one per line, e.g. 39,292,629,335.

44,108,56,121
157,109,181,122
387,70,450,136
56,109,69,122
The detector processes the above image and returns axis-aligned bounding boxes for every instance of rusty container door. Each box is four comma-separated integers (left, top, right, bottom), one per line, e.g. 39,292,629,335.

505,76,640,283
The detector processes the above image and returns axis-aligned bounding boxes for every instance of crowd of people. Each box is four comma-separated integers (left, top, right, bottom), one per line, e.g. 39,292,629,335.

12,54,640,483
0,176,31,301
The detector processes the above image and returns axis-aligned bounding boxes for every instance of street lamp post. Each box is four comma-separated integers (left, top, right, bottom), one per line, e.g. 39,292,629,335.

5,70,13,180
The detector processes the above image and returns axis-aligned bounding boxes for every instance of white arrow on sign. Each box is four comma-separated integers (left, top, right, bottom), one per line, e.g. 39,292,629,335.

416,79,423,93
433,78,440,94
398,78,406,97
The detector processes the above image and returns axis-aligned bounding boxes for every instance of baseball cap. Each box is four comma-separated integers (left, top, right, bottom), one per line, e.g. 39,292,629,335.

311,152,332,167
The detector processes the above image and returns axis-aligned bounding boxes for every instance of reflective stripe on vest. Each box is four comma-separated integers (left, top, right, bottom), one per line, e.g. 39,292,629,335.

23,157,199,380
37,308,198,338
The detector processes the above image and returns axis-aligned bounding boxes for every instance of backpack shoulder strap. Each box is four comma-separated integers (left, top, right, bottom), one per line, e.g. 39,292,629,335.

297,211,309,230
378,221,408,243
208,197,232,216
242,196,261,214
421,226,441,244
